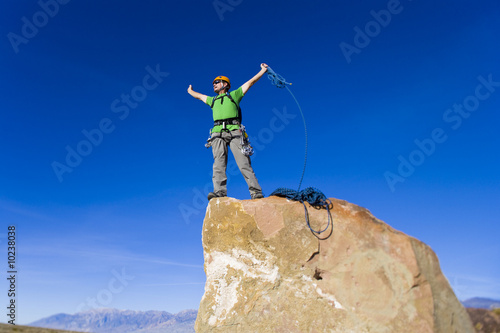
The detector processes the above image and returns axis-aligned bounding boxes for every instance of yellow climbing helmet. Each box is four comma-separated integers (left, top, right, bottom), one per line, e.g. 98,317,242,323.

213,75,231,88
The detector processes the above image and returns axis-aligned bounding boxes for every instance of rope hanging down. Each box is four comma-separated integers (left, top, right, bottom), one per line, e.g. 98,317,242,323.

266,67,307,192
266,67,332,238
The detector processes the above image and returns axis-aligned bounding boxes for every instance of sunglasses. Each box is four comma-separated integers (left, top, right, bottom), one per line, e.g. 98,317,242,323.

213,80,221,84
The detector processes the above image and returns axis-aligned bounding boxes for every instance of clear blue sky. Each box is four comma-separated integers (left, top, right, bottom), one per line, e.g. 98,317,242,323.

1,0,499,325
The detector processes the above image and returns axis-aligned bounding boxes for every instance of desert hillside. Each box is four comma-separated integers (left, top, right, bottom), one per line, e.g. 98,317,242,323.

0,323,81,333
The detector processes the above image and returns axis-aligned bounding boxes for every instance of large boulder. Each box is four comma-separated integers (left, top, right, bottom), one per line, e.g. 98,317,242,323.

195,196,474,333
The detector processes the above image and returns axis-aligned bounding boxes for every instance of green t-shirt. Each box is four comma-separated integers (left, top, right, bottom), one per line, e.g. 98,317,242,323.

206,86,244,133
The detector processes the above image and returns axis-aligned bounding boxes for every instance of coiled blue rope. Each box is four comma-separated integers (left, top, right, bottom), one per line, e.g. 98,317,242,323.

270,187,333,237
267,67,292,88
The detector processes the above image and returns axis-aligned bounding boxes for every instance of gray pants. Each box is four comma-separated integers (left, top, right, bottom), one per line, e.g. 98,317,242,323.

211,129,262,196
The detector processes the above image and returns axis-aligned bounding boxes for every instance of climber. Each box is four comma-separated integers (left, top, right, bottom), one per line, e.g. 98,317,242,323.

187,63,269,201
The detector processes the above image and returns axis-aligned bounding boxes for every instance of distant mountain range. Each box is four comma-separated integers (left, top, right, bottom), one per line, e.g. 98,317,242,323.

26,298,500,333
29,308,197,333
462,297,500,309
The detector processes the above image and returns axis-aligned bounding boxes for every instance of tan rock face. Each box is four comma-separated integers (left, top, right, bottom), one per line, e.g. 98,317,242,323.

195,196,474,333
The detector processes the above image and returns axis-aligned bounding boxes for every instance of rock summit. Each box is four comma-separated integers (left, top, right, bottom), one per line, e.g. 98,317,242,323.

195,196,474,333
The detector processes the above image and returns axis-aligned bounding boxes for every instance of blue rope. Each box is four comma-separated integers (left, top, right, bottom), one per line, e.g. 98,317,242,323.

267,67,307,192
270,187,332,237
267,67,292,88
266,67,332,238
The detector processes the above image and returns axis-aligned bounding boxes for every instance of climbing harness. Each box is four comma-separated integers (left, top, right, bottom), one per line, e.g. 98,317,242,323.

266,67,332,239
205,127,254,157
213,118,240,127
205,92,254,156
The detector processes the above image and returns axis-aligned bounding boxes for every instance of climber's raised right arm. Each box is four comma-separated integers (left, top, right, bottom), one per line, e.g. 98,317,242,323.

187,85,208,104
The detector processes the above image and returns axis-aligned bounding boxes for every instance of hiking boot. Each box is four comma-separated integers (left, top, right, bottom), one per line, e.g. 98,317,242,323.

207,191,226,201
251,192,264,200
